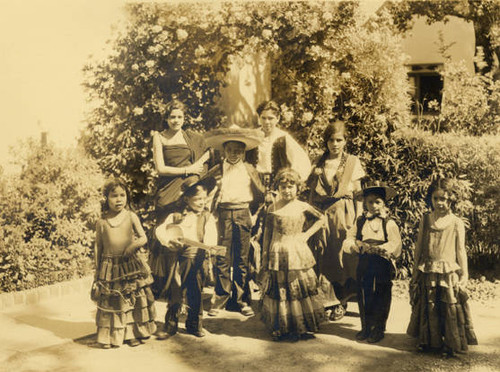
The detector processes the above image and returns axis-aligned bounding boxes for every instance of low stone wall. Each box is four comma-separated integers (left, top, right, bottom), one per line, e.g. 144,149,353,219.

0,275,93,311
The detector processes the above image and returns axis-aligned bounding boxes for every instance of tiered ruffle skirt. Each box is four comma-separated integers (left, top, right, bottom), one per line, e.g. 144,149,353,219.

407,271,478,353
95,254,157,346
260,268,325,336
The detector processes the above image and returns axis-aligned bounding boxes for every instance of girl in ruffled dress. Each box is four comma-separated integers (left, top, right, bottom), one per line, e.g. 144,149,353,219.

407,178,478,356
260,168,325,341
93,178,157,348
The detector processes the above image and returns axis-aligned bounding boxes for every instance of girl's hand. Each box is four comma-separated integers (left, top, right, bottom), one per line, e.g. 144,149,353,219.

458,275,468,288
185,163,204,176
123,246,137,257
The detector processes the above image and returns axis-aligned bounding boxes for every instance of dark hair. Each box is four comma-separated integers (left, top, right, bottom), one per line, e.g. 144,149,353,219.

102,178,131,212
183,184,208,199
425,177,457,209
163,99,186,129
273,167,302,191
315,120,347,167
256,100,280,117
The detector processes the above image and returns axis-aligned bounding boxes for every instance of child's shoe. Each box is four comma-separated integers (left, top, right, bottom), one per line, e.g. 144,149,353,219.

355,329,370,341
127,339,141,347
367,329,384,343
100,343,111,349
240,305,254,317
207,308,219,317
300,332,316,340
186,328,206,338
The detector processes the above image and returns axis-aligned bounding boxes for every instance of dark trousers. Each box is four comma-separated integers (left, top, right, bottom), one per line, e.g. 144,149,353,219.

165,253,205,333
211,207,252,310
356,254,393,333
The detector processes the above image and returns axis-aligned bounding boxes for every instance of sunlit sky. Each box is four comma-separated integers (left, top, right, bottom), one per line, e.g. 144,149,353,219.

0,0,384,174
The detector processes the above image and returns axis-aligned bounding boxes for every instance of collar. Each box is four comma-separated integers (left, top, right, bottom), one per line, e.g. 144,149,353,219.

365,209,388,220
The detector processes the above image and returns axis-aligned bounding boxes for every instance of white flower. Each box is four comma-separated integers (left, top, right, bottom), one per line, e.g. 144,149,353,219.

194,45,206,58
133,107,144,116
341,72,351,80
262,29,272,39
152,25,162,33
145,60,155,69
176,28,188,41
302,111,314,122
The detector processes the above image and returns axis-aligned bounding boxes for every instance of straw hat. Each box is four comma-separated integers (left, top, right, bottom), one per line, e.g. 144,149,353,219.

205,124,263,151
356,180,397,201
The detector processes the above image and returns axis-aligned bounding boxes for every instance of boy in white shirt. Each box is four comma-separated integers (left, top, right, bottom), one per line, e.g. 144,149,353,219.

342,181,402,343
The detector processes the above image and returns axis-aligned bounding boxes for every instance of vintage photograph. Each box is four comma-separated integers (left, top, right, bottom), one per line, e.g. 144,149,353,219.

0,0,499,371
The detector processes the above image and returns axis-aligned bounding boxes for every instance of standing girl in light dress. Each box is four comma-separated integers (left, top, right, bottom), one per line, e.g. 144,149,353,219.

94,178,157,349
260,168,325,341
407,178,478,356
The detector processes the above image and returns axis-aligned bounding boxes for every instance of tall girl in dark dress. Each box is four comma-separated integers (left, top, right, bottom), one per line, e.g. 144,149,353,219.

148,100,210,299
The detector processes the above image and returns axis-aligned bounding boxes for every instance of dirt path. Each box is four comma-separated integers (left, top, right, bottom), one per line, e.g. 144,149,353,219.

3,297,499,372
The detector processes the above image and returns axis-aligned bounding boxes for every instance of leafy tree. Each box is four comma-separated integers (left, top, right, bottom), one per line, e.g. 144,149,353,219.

0,139,104,292
386,0,500,76
81,2,410,220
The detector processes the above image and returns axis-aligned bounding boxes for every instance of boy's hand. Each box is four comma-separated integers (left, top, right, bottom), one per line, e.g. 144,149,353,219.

167,238,184,251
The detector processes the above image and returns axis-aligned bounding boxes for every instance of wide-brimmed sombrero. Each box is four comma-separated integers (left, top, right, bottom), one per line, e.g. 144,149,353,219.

205,124,263,151
355,180,397,201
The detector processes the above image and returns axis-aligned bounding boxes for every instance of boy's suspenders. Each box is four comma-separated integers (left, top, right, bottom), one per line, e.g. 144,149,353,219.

356,215,389,243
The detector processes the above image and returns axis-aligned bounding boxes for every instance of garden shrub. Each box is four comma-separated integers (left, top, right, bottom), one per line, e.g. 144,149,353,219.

0,139,104,292
362,127,500,277
81,2,410,221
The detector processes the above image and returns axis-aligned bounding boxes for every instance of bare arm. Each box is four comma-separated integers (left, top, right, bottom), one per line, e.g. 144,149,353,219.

152,131,208,176
352,179,363,218
302,206,326,241
456,218,468,286
124,212,147,256
412,218,425,280
94,220,103,277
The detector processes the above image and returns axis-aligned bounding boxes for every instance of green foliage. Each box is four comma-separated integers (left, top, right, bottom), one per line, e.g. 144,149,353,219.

82,2,410,219
386,0,500,75
363,127,500,277
0,140,104,292
415,55,500,135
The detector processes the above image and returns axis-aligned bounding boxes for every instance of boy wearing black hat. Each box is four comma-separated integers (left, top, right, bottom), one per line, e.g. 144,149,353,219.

342,181,402,343
155,176,218,339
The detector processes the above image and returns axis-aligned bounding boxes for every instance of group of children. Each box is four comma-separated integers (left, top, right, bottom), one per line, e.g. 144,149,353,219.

92,116,477,357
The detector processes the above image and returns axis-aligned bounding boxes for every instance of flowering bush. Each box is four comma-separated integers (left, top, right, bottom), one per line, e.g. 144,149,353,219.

415,53,500,135
365,128,500,277
0,140,104,292
81,2,410,222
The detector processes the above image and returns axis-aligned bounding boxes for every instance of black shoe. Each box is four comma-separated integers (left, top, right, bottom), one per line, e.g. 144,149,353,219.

156,331,170,340
300,332,316,340
367,330,384,343
187,329,206,338
356,329,370,341
127,339,141,347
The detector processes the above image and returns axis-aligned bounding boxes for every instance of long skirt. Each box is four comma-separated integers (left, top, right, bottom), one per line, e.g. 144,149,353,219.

95,254,157,346
260,268,325,335
407,271,478,353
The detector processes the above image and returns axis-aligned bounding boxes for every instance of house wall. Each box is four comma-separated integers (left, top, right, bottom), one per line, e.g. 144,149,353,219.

218,52,271,128
401,15,475,72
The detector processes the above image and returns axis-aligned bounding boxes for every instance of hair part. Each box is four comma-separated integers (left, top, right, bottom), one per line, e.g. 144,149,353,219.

102,178,131,212
165,99,186,118
273,167,302,190
256,100,281,117
425,177,457,209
